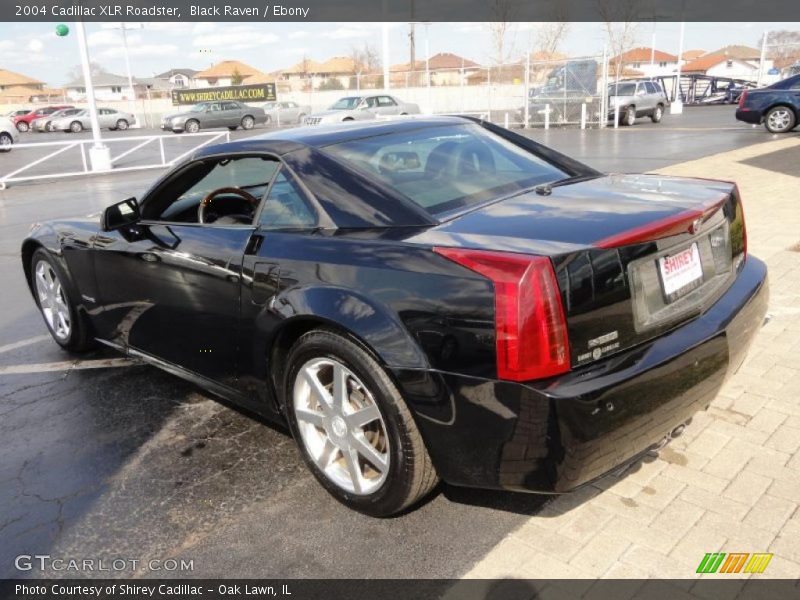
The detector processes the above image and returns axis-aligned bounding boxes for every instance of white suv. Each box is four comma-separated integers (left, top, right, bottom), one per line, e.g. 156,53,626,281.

608,80,669,126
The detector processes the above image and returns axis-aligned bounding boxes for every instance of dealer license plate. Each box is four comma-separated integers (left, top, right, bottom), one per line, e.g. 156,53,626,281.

658,242,704,302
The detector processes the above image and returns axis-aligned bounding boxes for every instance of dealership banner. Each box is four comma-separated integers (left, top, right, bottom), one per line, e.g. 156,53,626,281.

3,0,800,21
171,84,277,106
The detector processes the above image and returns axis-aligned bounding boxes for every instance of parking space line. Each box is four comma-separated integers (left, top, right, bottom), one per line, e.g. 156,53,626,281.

0,357,140,375
0,335,51,355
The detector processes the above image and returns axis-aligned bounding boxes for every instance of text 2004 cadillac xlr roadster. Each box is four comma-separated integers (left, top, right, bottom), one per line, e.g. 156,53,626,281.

22,117,767,516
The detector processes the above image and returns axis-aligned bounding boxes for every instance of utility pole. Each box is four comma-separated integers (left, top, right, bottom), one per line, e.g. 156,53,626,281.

757,31,769,86
75,21,110,170
108,23,143,125
671,22,685,114
409,0,416,81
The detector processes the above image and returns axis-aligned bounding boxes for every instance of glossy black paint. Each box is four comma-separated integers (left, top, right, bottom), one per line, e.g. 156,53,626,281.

21,117,768,494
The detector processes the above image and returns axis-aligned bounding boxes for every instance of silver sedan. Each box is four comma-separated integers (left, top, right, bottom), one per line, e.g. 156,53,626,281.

51,108,137,133
304,95,421,125
261,101,311,125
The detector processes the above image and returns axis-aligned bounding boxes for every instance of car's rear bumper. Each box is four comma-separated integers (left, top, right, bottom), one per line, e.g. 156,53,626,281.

736,109,762,125
392,256,768,493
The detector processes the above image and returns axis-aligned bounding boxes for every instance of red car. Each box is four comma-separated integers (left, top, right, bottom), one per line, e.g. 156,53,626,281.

14,105,73,132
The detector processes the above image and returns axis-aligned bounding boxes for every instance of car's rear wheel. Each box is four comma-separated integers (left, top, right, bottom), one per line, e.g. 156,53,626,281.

116,119,129,131
651,104,663,123
764,106,796,133
0,132,12,151
16,121,29,132
227,125,238,131
241,115,255,130
70,121,83,133
285,329,438,517
621,106,636,126
296,113,306,124
184,119,200,134
30,249,94,352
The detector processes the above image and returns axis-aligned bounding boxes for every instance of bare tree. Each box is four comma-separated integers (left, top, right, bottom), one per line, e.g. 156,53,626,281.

598,0,642,81
487,0,517,67
760,30,800,71
360,42,381,73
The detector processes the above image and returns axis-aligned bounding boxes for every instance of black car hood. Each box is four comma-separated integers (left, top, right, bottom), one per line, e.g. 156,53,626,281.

410,174,733,253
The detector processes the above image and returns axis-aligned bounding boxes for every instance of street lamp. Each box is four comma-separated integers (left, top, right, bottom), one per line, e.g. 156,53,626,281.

74,21,110,170
107,22,144,125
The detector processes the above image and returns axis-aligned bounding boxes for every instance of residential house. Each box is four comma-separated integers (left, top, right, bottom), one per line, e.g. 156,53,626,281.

610,47,679,77
153,68,198,89
682,50,707,62
392,52,481,86
681,54,760,81
194,61,265,88
64,72,140,101
0,68,63,103
278,57,366,91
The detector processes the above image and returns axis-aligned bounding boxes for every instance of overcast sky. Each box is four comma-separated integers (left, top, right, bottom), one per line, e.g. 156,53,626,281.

0,21,796,86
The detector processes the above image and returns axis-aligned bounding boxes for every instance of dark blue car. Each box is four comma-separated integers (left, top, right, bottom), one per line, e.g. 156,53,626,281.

736,74,800,133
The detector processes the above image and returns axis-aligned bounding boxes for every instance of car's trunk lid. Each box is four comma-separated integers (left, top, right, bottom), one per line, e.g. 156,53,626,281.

423,174,746,370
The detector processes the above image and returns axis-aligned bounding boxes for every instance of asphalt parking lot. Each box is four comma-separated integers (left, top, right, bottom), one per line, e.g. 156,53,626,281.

0,105,796,580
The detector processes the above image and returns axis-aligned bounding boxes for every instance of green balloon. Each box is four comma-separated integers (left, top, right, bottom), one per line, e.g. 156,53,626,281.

55,24,69,37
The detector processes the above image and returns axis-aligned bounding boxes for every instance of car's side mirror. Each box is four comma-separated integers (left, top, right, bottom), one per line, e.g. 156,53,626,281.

102,197,140,231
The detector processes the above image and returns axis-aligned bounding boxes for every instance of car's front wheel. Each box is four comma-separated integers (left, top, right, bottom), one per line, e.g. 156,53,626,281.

651,104,663,123
70,121,83,133
241,115,255,130
30,248,94,352
16,121,29,132
285,329,438,517
116,119,129,131
184,119,200,134
764,106,796,133
621,106,636,126
0,132,12,151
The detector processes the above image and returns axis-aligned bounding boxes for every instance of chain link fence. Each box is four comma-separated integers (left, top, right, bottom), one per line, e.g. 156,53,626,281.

273,55,611,129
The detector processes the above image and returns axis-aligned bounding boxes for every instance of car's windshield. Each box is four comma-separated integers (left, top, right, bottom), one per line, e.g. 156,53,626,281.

608,83,637,96
326,124,567,215
329,97,362,110
188,103,209,112
262,102,277,110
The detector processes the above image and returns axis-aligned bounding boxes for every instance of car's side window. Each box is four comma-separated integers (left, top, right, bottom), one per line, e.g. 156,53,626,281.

364,97,378,108
143,156,280,224
378,96,397,106
258,169,316,229
209,103,221,112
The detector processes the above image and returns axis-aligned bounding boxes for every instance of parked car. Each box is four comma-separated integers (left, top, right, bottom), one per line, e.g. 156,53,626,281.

14,105,73,132
21,117,766,517
261,101,311,125
519,59,599,125
51,108,136,133
32,107,84,132
161,101,267,133
735,74,800,133
607,80,668,125
0,116,19,150
5,109,31,119
304,95,420,125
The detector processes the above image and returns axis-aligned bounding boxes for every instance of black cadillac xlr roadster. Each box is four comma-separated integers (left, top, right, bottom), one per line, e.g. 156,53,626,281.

22,117,768,516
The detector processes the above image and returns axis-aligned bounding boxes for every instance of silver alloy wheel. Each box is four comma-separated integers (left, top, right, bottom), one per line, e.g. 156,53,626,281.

185,120,199,133
117,119,129,130
0,133,11,149
241,116,255,129
34,260,71,340
293,357,390,495
767,109,792,132
626,107,636,126
653,106,662,122
70,121,82,133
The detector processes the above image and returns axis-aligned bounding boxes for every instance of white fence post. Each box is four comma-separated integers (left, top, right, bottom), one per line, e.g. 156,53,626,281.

504,113,509,129
544,104,550,130
581,103,587,130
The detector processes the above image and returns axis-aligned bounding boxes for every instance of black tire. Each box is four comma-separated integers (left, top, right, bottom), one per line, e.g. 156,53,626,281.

29,248,95,352
16,121,29,133
651,104,664,123
184,119,200,134
0,132,12,152
764,106,796,134
343,117,355,121
296,113,305,124
284,329,439,517
227,125,238,131
241,115,255,130
116,119,129,131
621,106,636,126
70,121,83,133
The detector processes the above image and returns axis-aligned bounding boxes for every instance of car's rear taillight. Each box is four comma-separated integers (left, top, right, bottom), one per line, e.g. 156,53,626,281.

433,248,570,381
738,89,748,109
